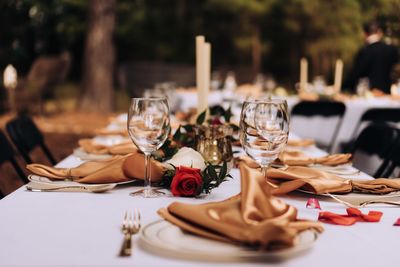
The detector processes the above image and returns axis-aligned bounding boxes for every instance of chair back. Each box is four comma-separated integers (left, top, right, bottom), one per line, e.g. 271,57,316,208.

351,108,400,140
6,115,56,165
351,123,399,177
0,130,27,184
291,101,346,152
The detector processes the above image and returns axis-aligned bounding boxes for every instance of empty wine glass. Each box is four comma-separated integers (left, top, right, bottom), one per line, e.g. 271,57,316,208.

240,99,289,177
127,97,170,198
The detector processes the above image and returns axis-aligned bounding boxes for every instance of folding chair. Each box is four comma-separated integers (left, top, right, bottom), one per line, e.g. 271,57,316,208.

291,100,346,152
6,114,56,165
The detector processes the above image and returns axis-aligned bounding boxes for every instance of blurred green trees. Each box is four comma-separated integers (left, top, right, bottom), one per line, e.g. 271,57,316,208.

1,0,399,86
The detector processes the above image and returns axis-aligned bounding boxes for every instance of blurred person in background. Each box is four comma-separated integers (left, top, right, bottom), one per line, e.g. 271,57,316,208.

344,21,398,94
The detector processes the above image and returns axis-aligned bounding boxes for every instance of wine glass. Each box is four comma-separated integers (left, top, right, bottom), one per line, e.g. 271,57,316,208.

127,97,170,198
240,99,289,177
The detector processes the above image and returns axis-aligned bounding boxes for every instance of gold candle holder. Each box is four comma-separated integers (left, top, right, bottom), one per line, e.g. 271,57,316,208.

195,124,233,171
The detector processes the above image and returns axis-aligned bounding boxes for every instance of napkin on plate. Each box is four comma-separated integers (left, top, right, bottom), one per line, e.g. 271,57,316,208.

278,151,352,166
158,162,324,249
26,152,166,184
78,139,137,155
287,139,315,147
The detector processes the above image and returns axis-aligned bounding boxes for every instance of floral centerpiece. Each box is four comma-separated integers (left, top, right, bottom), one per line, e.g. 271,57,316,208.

154,105,237,197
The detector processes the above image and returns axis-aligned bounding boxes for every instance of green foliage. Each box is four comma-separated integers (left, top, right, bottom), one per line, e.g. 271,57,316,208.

202,161,231,194
1,0,399,84
196,110,207,125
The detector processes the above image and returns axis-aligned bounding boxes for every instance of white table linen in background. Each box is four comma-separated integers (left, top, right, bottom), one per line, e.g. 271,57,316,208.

175,91,400,151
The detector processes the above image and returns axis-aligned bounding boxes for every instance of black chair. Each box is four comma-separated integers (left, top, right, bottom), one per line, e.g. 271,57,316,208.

0,130,28,186
6,114,56,165
291,101,346,152
342,108,400,152
380,131,400,178
350,123,399,178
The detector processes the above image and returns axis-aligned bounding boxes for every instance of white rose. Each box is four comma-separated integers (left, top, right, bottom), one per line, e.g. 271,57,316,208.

164,147,206,171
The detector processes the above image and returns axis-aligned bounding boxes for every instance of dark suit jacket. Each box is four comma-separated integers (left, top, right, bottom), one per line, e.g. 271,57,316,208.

344,41,398,93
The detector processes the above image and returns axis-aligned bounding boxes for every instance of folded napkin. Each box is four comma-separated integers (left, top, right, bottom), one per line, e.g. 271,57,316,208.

26,152,166,184
266,166,400,195
278,151,352,166
78,139,137,155
287,139,315,147
158,162,323,249
94,128,128,136
238,157,400,195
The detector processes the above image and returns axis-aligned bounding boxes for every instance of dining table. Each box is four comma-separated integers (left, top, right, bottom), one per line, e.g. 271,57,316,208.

1,126,400,267
175,90,400,152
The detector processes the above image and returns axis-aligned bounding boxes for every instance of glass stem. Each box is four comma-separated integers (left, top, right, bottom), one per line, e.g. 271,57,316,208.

144,152,151,195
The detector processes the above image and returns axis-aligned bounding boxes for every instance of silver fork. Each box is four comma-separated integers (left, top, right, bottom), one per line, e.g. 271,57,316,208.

119,209,141,257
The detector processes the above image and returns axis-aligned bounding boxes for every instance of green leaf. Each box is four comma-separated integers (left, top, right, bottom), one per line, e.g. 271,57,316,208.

207,164,218,181
196,110,207,125
182,124,194,133
172,125,182,141
219,161,227,180
224,106,232,122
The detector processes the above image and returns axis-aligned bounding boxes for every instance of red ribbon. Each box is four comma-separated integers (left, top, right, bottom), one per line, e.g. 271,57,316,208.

394,218,400,226
318,208,383,226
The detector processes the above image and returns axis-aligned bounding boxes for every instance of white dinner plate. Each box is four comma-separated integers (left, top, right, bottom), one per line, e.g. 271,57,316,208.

73,148,113,160
140,220,318,262
28,174,136,186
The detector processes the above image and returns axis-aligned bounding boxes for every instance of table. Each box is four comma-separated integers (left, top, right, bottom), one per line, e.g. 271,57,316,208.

1,141,400,267
175,90,400,151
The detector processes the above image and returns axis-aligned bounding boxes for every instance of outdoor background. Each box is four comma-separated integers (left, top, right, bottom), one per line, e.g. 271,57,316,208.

0,0,399,195
0,0,399,114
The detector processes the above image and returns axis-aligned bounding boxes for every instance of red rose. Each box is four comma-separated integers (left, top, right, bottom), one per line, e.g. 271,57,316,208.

170,166,203,197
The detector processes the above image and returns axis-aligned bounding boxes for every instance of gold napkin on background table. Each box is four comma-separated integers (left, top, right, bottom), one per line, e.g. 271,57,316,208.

287,139,315,147
26,152,166,184
158,162,323,249
94,128,128,136
78,139,137,155
278,151,352,166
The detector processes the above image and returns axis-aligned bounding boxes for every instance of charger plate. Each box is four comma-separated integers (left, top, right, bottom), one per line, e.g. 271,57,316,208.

140,220,318,262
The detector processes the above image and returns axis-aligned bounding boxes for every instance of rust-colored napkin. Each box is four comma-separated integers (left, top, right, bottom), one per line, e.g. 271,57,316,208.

94,128,128,136
26,152,166,184
158,162,323,249
287,139,315,147
78,139,137,155
238,157,400,195
278,151,352,166
266,166,400,195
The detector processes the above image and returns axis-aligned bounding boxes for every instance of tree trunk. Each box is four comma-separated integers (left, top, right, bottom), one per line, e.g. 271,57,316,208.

81,0,116,112
251,26,262,75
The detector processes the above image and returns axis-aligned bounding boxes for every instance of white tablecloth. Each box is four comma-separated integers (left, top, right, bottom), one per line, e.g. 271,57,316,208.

175,91,400,151
1,143,400,267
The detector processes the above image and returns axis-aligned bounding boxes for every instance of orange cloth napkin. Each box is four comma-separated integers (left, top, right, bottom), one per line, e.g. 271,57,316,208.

158,162,323,249
287,139,315,147
26,152,166,184
78,139,137,155
278,151,352,166
94,128,128,136
238,157,400,195
266,166,400,195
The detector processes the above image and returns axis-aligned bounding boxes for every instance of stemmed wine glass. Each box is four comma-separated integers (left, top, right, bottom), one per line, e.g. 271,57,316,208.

240,99,289,177
127,97,170,198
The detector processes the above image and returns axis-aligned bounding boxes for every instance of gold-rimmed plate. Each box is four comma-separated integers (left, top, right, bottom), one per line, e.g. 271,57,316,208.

140,220,318,262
